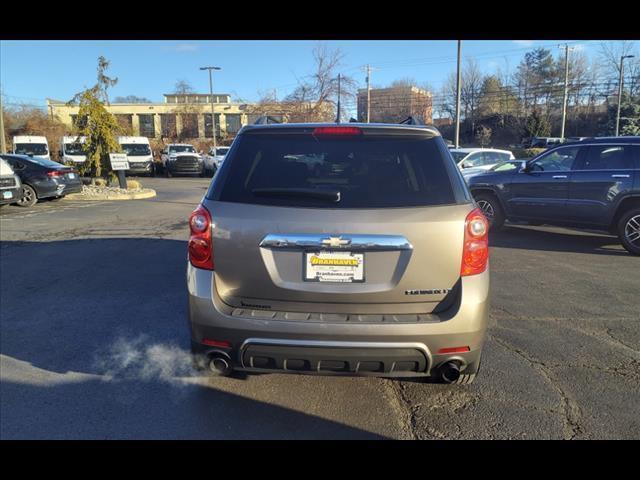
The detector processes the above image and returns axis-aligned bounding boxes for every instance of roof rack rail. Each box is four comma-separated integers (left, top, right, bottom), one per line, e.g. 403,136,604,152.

399,116,424,125
253,115,282,125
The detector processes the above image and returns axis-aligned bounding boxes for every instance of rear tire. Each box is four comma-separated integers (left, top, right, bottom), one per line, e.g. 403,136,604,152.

16,185,37,207
618,208,640,256
474,193,505,231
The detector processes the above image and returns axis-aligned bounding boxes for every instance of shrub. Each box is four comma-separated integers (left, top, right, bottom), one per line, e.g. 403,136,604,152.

126,180,142,190
512,147,546,159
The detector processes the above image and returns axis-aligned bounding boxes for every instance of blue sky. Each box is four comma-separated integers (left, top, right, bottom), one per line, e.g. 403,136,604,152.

0,39,618,113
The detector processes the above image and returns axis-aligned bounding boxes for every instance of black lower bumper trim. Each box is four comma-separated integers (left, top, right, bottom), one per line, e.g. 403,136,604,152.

242,344,427,374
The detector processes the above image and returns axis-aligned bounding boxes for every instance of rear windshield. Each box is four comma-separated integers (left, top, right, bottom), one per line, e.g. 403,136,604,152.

26,157,64,168
216,133,460,208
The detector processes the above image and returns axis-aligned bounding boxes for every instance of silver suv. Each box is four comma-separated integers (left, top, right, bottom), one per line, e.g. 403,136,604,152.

187,123,490,384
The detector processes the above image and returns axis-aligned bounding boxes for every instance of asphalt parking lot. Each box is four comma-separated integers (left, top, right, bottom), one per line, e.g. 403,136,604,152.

1,176,638,439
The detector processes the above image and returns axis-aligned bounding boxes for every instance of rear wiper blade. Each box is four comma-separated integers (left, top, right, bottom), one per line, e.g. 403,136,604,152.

251,187,341,202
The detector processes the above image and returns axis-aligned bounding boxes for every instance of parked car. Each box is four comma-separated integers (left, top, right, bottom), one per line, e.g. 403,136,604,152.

449,148,515,171
118,136,155,176
521,137,564,149
0,154,82,207
12,135,51,161
187,122,489,385
0,158,22,207
59,136,87,165
204,146,230,175
160,143,204,177
461,160,528,182
467,137,640,255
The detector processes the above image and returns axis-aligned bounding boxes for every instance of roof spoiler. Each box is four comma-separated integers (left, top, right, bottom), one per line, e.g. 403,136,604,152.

399,116,424,125
253,115,281,125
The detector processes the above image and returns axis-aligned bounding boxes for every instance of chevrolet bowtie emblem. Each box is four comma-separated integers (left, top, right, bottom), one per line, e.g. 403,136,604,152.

321,236,351,248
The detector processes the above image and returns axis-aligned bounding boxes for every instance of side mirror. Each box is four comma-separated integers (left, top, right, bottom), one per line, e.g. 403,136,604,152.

461,161,471,169
520,163,531,173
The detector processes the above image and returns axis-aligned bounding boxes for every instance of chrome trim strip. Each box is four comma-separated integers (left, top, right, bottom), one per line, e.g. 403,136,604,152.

611,174,631,178
259,233,413,251
239,338,432,371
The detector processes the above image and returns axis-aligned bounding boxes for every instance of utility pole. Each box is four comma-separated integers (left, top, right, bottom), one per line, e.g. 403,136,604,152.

616,55,635,136
366,65,371,123
200,66,222,149
336,73,342,123
0,86,6,154
455,40,462,148
560,44,572,141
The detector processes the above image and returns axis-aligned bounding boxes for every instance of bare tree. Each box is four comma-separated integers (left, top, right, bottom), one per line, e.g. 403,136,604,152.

174,80,194,95
598,41,640,98
284,44,357,122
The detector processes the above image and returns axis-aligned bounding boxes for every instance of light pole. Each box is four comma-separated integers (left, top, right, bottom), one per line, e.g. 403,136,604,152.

336,73,342,123
200,66,222,149
0,85,6,154
559,44,572,141
615,55,635,136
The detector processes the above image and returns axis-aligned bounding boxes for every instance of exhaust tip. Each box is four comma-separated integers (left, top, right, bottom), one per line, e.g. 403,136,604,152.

208,354,233,377
439,361,461,383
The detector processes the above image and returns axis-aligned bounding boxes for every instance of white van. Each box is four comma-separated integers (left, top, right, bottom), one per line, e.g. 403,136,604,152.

13,136,50,161
117,136,154,176
60,136,87,164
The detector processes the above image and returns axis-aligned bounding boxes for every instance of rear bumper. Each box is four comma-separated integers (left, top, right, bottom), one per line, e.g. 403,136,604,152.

0,186,22,205
187,264,489,377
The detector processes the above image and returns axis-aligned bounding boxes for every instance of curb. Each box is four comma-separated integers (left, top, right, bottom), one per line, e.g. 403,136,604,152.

64,189,157,201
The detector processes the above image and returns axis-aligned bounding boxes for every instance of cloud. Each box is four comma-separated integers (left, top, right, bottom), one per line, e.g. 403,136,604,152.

513,40,536,47
164,43,200,53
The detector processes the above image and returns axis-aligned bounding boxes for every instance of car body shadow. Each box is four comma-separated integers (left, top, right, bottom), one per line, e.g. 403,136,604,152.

0,238,390,439
490,224,629,256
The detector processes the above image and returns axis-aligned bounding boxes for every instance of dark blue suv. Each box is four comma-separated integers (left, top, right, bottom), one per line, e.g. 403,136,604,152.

466,137,640,255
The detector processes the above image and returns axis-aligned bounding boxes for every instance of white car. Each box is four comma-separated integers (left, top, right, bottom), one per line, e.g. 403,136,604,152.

60,136,87,164
204,146,230,174
449,148,515,172
160,143,204,177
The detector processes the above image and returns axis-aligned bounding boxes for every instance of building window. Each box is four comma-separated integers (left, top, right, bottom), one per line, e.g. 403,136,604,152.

226,114,242,134
203,113,221,138
115,114,133,134
138,114,155,138
160,114,177,138
180,113,199,138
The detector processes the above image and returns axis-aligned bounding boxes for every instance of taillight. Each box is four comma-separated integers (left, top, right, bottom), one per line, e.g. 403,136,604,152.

312,126,362,136
437,346,471,354
188,204,214,270
202,339,231,348
47,170,64,177
461,207,489,277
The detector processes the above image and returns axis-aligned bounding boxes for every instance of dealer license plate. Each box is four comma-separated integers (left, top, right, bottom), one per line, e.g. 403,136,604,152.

304,251,364,283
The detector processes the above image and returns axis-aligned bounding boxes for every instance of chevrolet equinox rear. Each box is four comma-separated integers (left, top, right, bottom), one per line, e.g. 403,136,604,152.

187,123,490,384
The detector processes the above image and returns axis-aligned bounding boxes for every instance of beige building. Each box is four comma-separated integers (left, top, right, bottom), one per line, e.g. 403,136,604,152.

47,93,257,140
357,86,433,124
